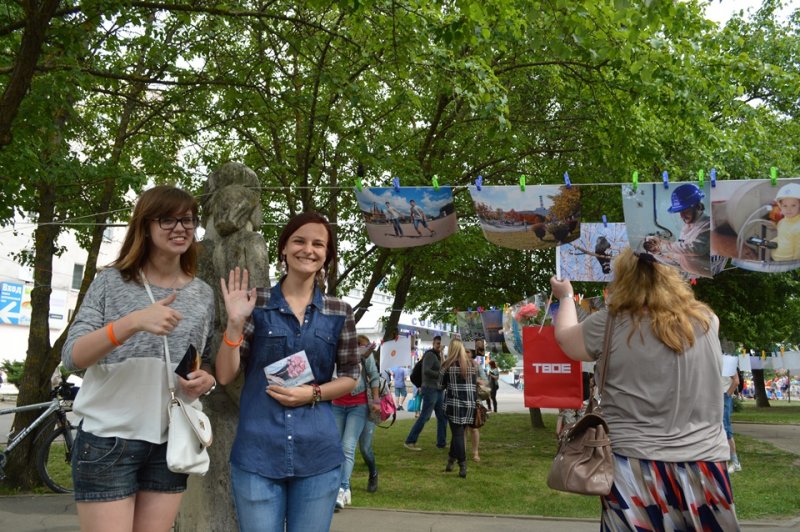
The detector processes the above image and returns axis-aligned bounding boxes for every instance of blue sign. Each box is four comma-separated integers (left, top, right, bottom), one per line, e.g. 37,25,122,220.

0,282,23,324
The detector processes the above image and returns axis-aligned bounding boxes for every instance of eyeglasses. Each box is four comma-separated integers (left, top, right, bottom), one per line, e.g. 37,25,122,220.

155,216,199,230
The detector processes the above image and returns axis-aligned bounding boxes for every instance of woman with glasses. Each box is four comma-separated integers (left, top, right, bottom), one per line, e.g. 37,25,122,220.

62,185,216,532
216,211,359,532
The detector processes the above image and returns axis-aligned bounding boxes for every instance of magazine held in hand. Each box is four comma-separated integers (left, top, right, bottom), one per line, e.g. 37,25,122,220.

264,351,315,387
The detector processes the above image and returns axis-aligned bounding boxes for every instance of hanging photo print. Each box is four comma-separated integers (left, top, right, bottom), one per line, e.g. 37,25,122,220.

622,182,713,277
455,310,485,342
710,179,800,273
380,337,413,370
354,186,458,248
479,309,504,344
501,295,547,359
557,222,628,282
468,185,581,250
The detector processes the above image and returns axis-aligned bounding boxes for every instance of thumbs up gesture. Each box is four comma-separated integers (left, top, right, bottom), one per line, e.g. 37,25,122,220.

137,291,183,335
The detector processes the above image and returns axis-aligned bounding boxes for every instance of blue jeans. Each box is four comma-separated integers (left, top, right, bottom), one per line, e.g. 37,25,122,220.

332,403,368,490
723,393,734,439
405,386,447,447
230,462,340,532
359,419,377,476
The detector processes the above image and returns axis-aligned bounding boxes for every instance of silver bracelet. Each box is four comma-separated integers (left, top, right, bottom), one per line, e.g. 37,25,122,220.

561,293,574,301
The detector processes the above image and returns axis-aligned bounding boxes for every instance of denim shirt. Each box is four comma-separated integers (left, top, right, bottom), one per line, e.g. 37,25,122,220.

231,282,359,479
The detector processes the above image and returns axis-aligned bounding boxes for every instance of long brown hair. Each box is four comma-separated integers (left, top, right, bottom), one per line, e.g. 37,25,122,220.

442,339,471,379
112,185,199,283
607,248,712,352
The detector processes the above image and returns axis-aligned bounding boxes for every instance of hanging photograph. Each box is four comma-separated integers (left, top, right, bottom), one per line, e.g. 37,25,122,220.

354,186,457,248
468,185,581,250
622,182,713,278
455,310,485,342
479,309,504,344
710,179,800,273
557,222,628,282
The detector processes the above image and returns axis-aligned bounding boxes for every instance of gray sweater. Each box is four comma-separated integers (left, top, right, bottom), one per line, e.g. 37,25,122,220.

421,348,442,388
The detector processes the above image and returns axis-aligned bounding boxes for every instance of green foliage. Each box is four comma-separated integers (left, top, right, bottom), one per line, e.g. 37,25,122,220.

0,361,24,385
494,352,518,372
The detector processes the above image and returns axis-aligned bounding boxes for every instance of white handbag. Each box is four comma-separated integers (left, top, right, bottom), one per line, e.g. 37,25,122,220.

143,272,212,475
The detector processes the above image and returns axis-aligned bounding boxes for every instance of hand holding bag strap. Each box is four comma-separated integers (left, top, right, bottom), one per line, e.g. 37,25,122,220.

141,271,178,398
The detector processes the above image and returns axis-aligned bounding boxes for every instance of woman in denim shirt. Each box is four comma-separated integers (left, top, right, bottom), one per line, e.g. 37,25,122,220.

216,212,360,532
333,334,380,509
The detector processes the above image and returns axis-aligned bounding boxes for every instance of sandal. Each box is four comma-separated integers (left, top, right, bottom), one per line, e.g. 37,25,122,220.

472,454,480,462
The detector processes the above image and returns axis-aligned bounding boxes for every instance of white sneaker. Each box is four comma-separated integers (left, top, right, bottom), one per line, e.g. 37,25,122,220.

344,489,352,506
733,462,742,472
727,464,735,474
335,488,345,509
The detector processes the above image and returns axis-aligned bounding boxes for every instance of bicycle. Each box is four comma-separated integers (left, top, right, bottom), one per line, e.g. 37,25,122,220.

1,377,78,493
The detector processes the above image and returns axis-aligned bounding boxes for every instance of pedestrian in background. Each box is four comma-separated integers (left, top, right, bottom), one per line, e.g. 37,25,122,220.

404,336,447,451
439,339,477,478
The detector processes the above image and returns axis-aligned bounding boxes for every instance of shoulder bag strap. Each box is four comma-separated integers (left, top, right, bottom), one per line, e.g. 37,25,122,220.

141,270,177,398
587,313,614,413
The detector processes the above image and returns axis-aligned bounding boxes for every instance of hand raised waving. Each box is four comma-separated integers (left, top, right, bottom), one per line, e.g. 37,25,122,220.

221,267,257,326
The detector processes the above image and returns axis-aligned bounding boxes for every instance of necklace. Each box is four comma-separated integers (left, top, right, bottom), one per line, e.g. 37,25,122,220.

142,267,182,290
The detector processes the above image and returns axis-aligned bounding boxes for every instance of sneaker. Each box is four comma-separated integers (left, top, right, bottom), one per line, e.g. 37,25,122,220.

344,489,352,506
397,406,404,411
367,472,378,493
727,464,735,474
335,488,346,509
733,462,742,472
404,442,422,451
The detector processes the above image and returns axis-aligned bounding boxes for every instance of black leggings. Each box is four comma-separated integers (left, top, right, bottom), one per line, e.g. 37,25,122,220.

448,422,466,464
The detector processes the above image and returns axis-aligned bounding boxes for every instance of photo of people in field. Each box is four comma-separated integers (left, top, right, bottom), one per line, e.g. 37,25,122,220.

710,179,800,273
468,185,581,250
354,186,457,248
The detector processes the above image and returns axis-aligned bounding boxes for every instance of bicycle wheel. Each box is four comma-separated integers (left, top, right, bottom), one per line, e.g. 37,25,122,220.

36,422,77,493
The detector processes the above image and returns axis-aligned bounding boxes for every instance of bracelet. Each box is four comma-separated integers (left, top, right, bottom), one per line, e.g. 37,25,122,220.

106,322,123,347
310,383,322,407
223,330,244,347
561,293,574,301
204,377,217,396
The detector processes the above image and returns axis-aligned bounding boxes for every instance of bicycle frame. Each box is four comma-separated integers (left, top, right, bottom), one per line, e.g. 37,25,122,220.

1,398,62,457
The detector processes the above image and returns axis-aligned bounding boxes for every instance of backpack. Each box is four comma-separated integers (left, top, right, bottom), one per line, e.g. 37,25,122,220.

410,357,424,388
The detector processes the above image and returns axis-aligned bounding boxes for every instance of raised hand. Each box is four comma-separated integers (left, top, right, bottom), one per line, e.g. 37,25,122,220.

136,291,183,335
221,267,257,327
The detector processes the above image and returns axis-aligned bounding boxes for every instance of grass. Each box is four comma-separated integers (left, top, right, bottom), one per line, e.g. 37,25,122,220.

733,400,800,424
348,413,800,520
2,411,799,521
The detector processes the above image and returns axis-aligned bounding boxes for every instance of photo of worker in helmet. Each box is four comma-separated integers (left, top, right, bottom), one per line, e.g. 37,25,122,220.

641,183,712,277
771,183,800,261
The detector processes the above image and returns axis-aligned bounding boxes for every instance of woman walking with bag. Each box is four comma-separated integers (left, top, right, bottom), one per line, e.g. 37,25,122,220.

333,334,380,509
550,248,739,531
439,339,477,478
216,211,360,532
62,186,216,532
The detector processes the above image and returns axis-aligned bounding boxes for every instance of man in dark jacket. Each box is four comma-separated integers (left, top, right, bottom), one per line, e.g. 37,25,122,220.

403,336,447,450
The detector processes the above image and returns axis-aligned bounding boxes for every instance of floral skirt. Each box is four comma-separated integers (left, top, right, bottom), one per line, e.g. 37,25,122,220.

601,454,740,532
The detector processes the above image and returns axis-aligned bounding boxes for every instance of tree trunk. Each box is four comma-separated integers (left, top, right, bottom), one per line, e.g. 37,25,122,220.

752,368,771,408
6,180,59,489
382,261,415,345
529,407,545,429
0,0,61,147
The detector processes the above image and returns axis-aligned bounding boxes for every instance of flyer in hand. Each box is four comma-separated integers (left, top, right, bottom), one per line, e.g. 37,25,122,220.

264,351,315,387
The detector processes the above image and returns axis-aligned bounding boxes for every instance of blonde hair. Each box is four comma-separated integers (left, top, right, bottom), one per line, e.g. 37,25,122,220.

607,248,711,353
357,334,370,346
442,339,471,379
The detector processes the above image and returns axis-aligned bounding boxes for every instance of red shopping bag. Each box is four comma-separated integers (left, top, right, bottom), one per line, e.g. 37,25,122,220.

522,326,583,409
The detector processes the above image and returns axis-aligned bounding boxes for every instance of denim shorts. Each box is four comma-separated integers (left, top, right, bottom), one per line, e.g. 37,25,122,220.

394,386,407,398
72,427,187,502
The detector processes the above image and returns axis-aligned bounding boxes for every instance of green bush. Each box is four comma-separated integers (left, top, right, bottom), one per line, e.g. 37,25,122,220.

1,360,24,385
733,394,744,412
494,352,517,372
